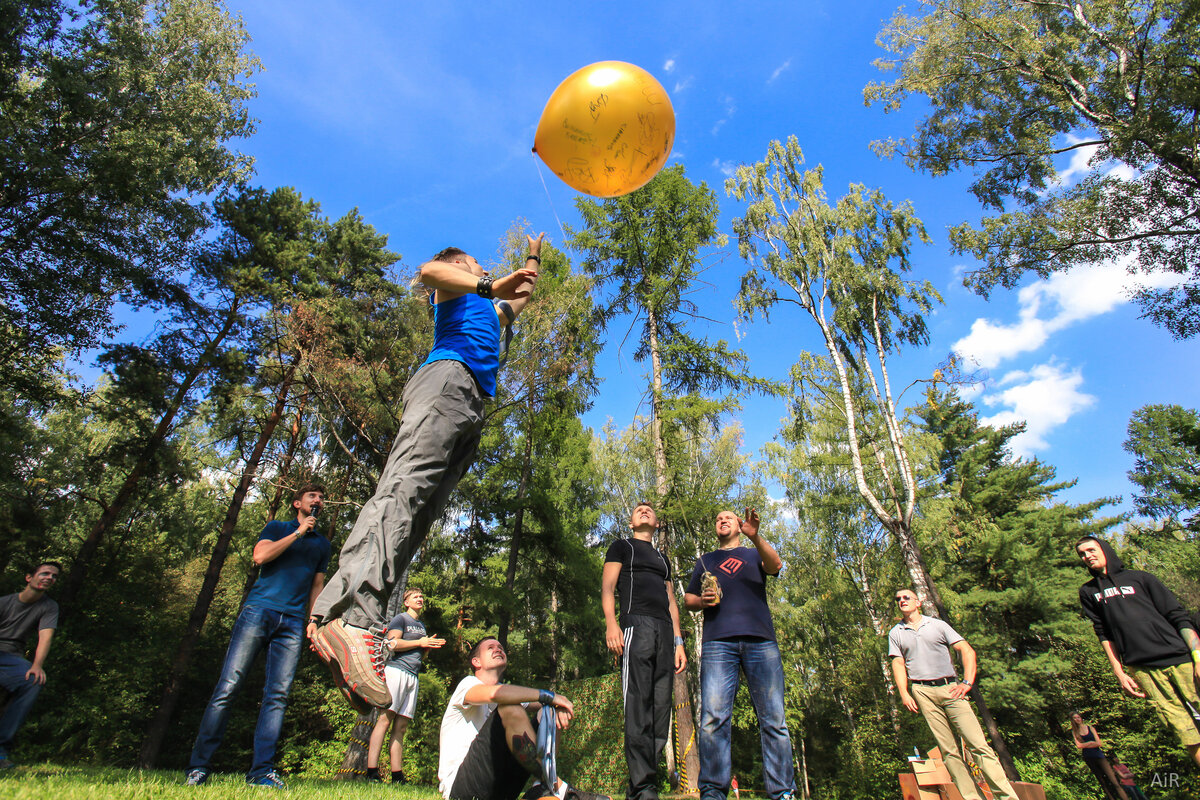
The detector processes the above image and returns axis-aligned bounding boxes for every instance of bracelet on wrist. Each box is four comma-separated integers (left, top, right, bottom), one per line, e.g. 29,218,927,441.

538,689,555,706
526,254,541,264
960,680,972,688
674,636,684,647
476,277,494,298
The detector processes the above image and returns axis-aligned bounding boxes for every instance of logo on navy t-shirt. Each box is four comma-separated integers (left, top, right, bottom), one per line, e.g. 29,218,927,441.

718,556,745,575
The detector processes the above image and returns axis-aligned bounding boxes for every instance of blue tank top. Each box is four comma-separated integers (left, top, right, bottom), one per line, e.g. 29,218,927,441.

419,293,502,396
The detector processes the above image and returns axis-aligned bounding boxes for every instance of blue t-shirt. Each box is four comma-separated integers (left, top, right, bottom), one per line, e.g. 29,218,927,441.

385,612,428,675
420,293,502,397
686,547,777,643
244,519,331,619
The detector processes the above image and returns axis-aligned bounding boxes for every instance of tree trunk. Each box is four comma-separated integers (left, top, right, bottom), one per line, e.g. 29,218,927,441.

60,310,238,607
337,575,410,778
337,710,380,779
645,306,700,794
137,363,296,769
498,414,535,648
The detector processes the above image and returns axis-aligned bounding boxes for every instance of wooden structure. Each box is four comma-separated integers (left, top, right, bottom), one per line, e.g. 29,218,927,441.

898,749,1046,800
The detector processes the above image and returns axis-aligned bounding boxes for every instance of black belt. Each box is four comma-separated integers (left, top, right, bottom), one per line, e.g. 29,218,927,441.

911,677,958,686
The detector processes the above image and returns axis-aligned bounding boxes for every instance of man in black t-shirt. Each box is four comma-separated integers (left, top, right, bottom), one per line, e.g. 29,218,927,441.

684,509,795,800
602,502,686,800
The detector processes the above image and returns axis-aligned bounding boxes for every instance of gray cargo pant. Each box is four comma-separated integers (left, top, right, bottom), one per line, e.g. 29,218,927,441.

312,359,485,629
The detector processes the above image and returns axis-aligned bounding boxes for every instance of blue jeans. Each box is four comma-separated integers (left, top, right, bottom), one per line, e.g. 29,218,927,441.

699,639,795,800
0,651,43,760
189,604,304,778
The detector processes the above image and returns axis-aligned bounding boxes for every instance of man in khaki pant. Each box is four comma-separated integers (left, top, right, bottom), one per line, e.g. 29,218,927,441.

888,589,1018,800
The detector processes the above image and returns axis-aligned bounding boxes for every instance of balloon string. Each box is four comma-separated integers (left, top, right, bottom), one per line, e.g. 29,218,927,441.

532,152,574,258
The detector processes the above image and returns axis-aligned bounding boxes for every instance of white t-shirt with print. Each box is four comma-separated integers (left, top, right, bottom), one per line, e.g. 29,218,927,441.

438,675,497,798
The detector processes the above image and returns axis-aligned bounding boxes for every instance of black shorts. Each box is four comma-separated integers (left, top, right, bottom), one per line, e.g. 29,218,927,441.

450,711,532,800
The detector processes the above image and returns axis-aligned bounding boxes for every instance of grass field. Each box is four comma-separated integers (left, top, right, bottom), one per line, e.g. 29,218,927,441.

0,764,447,799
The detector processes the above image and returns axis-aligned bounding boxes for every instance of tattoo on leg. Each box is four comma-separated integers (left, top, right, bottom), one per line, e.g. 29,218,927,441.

511,731,541,775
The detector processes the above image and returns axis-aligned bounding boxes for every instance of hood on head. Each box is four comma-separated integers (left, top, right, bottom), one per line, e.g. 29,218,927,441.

1080,536,1125,578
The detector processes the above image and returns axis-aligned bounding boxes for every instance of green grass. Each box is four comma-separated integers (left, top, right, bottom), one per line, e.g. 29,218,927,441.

0,764,446,799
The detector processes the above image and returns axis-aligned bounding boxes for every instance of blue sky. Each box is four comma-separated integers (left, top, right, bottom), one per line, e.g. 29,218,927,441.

174,0,1199,516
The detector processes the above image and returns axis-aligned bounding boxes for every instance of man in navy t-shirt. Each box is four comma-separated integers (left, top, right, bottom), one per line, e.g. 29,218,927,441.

684,509,796,800
185,483,331,789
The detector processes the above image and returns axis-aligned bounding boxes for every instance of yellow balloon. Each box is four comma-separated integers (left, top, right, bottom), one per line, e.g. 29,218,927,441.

534,61,675,198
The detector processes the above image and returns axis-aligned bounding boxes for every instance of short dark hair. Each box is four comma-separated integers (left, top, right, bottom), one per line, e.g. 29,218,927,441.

31,561,62,576
468,636,500,666
403,587,423,602
432,247,467,263
1075,535,1100,549
293,483,326,503
633,501,655,512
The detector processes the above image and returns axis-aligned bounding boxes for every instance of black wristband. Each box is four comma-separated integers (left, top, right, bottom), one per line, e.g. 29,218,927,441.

476,277,494,298
526,254,541,264
538,689,555,706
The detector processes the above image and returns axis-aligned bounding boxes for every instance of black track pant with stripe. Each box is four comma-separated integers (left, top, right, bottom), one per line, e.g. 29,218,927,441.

621,614,673,800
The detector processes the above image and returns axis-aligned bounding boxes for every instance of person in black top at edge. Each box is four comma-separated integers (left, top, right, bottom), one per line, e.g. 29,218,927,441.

1077,535,1200,769
601,502,687,800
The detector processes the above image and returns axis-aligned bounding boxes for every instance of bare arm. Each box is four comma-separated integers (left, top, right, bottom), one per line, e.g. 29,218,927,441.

602,561,623,655
891,656,918,713
463,682,575,728
26,627,54,684
253,516,318,566
1100,639,1146,698
1179,627,1200,685
304,572,325,643
667,581,687,674
500,233,544,321
389,630,446,652
951,640,978,688
741,509,782,575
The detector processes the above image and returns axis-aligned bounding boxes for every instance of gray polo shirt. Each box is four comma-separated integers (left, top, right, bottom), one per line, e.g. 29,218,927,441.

887,616,962,680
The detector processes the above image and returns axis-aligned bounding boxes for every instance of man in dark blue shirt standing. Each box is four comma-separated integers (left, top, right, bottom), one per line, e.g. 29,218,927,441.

185,483,331,789
684,509,795,800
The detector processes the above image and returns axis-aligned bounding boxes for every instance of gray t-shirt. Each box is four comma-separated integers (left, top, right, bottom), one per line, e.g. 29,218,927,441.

887,616,963,680
0,593,59,655
385,612,427,675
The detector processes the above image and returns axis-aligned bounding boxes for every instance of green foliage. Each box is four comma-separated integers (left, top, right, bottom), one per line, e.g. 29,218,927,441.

0,0,260,397
866,0,1200,337
1124,403,1200,529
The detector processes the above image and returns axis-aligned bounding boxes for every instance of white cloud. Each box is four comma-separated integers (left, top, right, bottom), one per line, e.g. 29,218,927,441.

979,362,1096,456
768,59,791,84
663,58,676,73
953,260,1183,369
712,157,737,177
674,76,694,93
711,94,736,136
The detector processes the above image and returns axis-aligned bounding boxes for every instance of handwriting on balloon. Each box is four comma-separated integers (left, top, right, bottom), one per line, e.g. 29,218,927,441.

566,157,596,183
589,93,609,121
560,118,594,146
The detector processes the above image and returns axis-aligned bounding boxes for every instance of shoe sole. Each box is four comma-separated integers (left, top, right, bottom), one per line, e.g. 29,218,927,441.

315,621,392,707
312,630,373,713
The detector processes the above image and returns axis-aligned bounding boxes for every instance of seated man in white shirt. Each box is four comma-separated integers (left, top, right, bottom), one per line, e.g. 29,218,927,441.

438,637,610,800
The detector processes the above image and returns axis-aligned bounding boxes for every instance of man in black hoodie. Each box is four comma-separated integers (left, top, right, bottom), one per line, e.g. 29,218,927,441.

1076,536,1200,767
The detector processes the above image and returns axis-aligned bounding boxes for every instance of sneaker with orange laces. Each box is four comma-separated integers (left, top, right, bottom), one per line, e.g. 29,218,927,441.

312,619,392,708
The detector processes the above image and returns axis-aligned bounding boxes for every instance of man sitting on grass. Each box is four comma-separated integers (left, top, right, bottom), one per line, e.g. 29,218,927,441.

438,636,610,800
